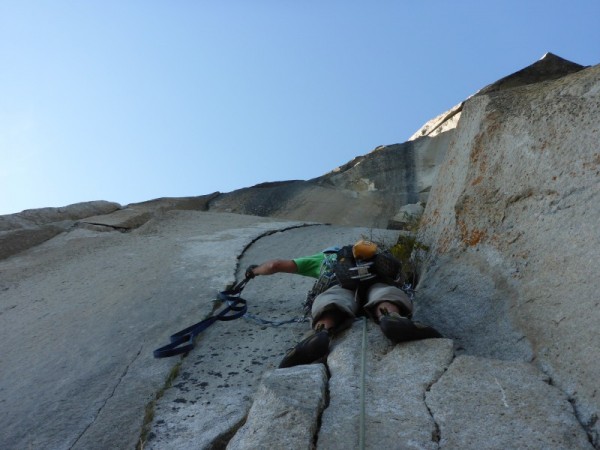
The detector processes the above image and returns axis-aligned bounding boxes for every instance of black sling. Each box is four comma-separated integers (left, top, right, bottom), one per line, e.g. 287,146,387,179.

153,278,250,358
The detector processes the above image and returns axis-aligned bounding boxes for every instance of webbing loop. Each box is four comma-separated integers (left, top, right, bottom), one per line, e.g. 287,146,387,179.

153,278,249,358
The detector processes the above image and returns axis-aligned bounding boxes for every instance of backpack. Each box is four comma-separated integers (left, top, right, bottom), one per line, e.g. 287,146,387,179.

333,245,402,290
302,244,403,315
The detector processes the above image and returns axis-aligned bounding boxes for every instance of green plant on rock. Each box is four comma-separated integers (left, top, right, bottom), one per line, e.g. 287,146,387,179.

390,234,429,287
358,230,429,287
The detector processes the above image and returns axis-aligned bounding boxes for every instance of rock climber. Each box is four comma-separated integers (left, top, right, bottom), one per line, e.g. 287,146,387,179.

245,239,441,368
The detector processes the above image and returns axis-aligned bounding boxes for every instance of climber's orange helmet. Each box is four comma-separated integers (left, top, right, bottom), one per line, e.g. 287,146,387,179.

352,239,378,260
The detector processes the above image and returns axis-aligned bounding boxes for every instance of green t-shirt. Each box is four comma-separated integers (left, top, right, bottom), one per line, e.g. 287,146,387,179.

294,250,338,279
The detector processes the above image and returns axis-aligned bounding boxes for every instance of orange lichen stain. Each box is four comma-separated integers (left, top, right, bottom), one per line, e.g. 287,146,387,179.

469,135,489,173
421,208,441,227
470,131,486,165
458,219,486,247
467,229,486,246
583,154,600,170
471,175,484,186
437,231,453,253
469,230,486,246
458,219,467,236
470,146,483,164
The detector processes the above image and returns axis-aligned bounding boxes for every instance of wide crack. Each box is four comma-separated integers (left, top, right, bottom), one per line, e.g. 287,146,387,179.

208,415,248,450
423,349,457,449
313,363,332,449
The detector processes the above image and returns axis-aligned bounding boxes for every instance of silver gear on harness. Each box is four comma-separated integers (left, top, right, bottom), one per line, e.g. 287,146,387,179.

349,260,377,282
302,249,339,316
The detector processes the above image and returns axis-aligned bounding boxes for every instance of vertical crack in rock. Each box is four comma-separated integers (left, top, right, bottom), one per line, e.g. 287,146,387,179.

137,360,183,449
208,415,248,450
224,365,330,449
400,141,419,204
424,351,457,448
425,392,442,448
70,345,143,450
541,372,598,447
568,397,599,448
312,363,331,449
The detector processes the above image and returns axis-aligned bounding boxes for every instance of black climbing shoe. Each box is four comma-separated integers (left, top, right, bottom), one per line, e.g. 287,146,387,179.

379,310,442,343
278,325,331,369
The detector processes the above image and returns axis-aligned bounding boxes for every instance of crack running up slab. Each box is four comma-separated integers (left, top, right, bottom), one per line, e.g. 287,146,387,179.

70,345,143,449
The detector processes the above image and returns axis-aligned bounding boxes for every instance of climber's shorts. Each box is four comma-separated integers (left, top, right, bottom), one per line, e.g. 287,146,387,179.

311,283,413,326
363,283,413,318
311,285,355,325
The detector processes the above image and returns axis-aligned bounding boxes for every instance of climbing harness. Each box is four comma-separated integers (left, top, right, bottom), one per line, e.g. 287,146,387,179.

153,276,308,358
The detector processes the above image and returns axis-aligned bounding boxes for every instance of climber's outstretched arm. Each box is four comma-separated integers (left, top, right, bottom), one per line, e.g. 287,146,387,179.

245,259,298,278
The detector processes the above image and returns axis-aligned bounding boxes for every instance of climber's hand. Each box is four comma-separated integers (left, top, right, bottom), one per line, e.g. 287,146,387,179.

245,265,258,279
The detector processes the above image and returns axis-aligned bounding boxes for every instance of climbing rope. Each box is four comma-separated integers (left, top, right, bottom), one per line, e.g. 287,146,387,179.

359,316,368,450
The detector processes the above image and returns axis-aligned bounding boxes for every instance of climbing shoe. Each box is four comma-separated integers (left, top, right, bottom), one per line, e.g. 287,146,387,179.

379,310,442,343
278,325,331,369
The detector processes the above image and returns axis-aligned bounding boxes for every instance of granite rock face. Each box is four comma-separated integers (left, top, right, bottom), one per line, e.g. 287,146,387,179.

144,224,402,450
208,54,586,232
475,51,585,96
0,195,219,260
208,130,452,229
408,52,584,142
416,61,600,445
226,365,328,450
0,200,120,259
0,211,312,450
1,53,598,450
427,355,592,450
318,326,454,450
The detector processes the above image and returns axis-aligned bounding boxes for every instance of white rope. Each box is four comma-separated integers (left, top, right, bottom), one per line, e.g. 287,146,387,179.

359,316,367,450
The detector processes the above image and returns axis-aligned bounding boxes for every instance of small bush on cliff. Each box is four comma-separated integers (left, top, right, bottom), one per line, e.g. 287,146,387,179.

390,234,429,287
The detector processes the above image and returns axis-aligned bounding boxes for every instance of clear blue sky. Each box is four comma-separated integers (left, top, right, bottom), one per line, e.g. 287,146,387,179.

1,1,599,215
